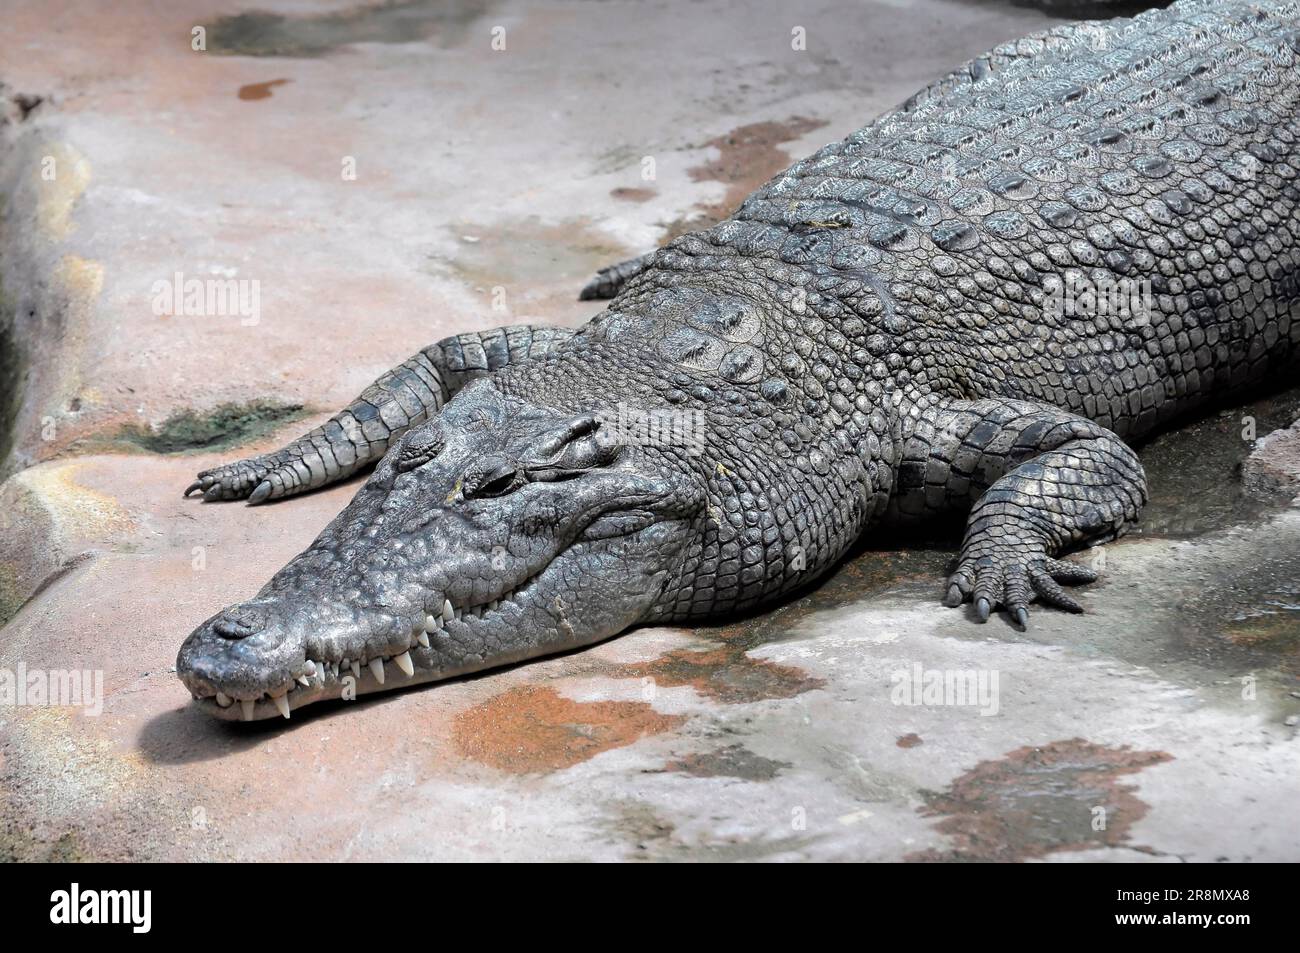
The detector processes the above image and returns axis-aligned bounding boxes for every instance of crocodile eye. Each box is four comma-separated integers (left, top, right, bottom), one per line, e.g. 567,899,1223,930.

465,458,519,498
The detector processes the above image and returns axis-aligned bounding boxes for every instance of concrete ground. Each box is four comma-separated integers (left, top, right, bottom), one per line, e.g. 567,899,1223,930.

1,0,1297,862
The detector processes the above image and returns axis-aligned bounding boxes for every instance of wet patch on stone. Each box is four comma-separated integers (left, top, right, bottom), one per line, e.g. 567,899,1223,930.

237,79,291,101
609,644,824,704
907,738,1172,862
452,685,684,774
112,400,305,455
206,0,492,57
440,218,627,297
1008,0,1167,19
1178,554,1300,682
1135,388,1300,538
691,542,952,653
663,744,789,781
896,733,923,749
660,117,828,242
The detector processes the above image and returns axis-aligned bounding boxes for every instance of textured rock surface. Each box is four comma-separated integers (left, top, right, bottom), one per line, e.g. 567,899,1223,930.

1,0,1297,861
1244,415,1300,498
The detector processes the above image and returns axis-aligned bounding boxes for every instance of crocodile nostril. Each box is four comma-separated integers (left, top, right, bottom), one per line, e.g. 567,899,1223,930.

213,606,265,640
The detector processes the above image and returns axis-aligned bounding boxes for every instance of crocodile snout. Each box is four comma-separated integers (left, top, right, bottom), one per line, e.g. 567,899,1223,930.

177,600,314,719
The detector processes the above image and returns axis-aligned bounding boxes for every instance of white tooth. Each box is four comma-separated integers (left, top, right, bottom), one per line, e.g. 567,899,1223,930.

425,614,437,632
272,693,291,719
240,699,255,722
303,660,316,676
350,660,361,679
369,657,386,684
395,651,414,676
489,600,499,612
216,692,232,708
297,675,310,687
455,608,463,621
417,632,430,648
442,599,454,622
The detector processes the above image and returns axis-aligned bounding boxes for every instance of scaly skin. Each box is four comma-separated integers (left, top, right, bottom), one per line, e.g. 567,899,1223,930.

178,0,1300,720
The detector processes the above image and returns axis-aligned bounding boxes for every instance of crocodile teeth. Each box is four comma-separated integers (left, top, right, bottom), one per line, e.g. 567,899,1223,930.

350,660,362,680
488,600,499,612
442,599,454,623
303,660,316,676
425,614,437,632
240,699,255,722
215,692,232,708
417,631,431,648
272,693,291,719
369,657,386,684
395,651,414,676
297,675,310,687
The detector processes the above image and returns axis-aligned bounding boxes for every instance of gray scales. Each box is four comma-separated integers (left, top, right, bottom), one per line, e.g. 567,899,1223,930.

178,0,1300,720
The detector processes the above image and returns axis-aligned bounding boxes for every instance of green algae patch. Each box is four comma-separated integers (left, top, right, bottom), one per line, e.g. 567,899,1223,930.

206,0,490,57
118,400,305,455
0,288,27,478
0,561,23,628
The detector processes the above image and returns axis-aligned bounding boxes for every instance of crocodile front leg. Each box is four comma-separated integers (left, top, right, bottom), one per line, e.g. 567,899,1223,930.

184,324,573,503
892,397,1148,625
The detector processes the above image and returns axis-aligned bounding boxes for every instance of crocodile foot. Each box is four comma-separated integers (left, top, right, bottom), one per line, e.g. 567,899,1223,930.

184,454,284,504
942,531,1098,626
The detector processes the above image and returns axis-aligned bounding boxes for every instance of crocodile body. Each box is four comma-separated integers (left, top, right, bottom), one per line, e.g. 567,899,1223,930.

178,0,1300,720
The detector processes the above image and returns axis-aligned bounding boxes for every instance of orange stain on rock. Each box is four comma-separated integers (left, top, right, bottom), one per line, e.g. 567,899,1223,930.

610,186,656,202
452,685,684,774
908,739,1173,862
661,117,828,242
610,644,824,704
238,79,291,101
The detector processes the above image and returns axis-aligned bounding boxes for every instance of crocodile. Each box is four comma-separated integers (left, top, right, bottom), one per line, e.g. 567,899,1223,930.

177,0,1300,720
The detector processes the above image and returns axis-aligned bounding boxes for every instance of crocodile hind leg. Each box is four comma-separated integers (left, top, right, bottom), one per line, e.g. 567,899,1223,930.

578,252,655,300
184,324,574,504
891,396,1147,625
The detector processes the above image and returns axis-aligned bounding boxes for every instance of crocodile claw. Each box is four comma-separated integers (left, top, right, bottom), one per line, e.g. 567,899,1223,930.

185,455,281,503
945,537,1097,625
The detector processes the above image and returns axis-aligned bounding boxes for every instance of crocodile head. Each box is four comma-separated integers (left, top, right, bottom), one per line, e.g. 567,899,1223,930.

176,379,704,720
